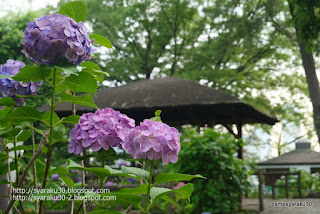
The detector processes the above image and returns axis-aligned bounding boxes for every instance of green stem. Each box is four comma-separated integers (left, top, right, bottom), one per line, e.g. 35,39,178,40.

144,159,154,212
39,68,57,214
13,133,18,185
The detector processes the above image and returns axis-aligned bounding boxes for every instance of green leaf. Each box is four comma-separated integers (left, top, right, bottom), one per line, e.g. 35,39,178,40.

56,65,79,77
154,173,205,185
42,111,62,127
0,127,21,138
60,92,97,109
0,107,10,118
61,175,75,188
90,34,113,48
61,115,80,124
0,179,10,184
0,74,12,79
173,183,194,202
150,187,172,201
101,192,142,205
150,183,194,205
161,195,179,207
0,97,16,107
150,110,162,122
59,1,87,22
88,211,125,214
17,129,32,141
12,65,51,82
81,61,101,70
82,68,109,82
121,166,149,183
67,159,111,177
4,106,42,123
118,184,148,194
56,72,97,94
11,144,48,153
50,166,68,176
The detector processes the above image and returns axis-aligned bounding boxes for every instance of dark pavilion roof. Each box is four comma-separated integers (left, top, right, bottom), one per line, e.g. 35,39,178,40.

39,77,278,126
258,143,320,166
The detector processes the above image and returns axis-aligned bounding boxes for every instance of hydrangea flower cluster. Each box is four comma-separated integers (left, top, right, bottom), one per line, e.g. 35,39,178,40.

22,14,93,65
0,59,42,105
123,119,181,164
68,108,135,155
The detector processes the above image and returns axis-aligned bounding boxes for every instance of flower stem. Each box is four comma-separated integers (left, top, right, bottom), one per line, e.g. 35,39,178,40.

39,68,57,214
144,159,154,212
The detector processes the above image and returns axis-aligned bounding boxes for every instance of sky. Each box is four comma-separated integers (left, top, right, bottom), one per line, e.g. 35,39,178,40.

0,0,59,18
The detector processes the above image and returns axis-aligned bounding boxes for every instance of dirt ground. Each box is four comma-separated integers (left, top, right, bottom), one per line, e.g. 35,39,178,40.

242,198,320,214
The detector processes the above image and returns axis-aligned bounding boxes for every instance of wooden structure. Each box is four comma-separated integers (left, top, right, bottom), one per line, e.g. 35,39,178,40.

39,77,278,159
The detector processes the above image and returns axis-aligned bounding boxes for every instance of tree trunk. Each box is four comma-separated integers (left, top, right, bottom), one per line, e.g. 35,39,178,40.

296,41,320,143
289,2,320,144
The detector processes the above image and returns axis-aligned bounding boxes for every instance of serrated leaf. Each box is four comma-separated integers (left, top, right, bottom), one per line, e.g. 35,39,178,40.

0,97,16,107
12,65,50,82
4,106,42,123
118,184,148,194
59,1,87,22
42,111,62,127
50,166,68,176
67,159,111,177
0,107,10,118
81,61,101,70
121,166,150,183
101,192,142,205
82,68,109,82
161,195,179,207
150,187,171,201
61,115,80,124
56,65,79,77
154,173,205,185
90,34,113,48
56,72,97,94
172,183,194,202
61,175,75,188
17,129,32,141
60,92,97,109
0,127,21,138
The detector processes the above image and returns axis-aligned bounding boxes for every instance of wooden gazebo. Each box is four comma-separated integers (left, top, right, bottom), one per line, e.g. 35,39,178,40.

39,77,278,159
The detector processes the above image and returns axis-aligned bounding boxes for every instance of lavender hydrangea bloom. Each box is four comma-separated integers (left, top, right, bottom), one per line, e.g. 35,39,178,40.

51,174,59,181
0,59,42,105
68,108,135,155
22,14,93,65
123,119,180,165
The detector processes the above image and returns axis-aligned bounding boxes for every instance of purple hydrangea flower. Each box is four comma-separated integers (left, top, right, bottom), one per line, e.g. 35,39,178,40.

68,108,135,155
51,174,59,181
22,14,93,65
0,59,42,105
123,119,180,165
71,169,79,173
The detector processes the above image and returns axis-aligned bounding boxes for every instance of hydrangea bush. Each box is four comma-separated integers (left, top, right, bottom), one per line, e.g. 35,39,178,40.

0,1,203,214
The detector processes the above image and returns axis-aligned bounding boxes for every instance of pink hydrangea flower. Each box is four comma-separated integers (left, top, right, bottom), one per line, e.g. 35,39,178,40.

68,108,135,154
174,182,185,189
123,119,180,164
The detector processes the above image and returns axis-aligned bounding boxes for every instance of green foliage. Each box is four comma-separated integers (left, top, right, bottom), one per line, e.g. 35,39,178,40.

90,34,113,49
12,65,51,82
168,127,251,214
59,1,87,22
59,92,98,109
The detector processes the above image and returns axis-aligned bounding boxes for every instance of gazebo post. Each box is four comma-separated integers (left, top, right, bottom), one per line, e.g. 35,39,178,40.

236,121,243,159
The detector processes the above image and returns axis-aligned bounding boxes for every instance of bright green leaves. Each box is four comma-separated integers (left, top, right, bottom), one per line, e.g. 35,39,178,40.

61,115,80,125
56,72,97,94
150,110,162,122
60,92,97,109
121,166,150,183
4,106,42,123
13,65,51,82
90,34,113,49
0,97,16,107
154,173,205,185
67,159,112,177
81,61,109,82
61,175,75,188
59,1,87,22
